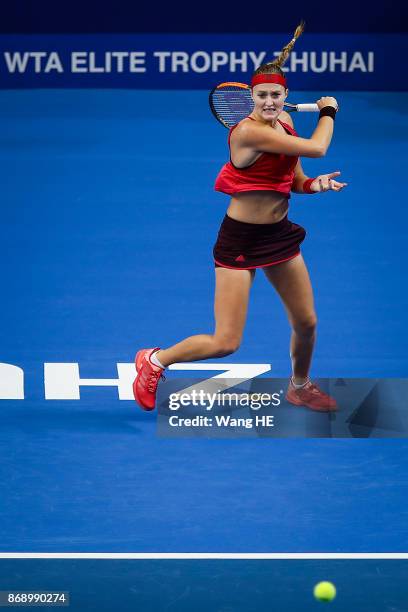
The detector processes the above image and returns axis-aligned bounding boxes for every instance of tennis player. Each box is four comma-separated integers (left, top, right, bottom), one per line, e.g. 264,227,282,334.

133,22,347,412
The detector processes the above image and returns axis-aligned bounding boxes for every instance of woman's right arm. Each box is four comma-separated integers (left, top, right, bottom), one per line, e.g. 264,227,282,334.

237,97,338,159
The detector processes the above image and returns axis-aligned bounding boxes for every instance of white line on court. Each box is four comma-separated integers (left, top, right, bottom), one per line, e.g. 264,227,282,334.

0,553,407,559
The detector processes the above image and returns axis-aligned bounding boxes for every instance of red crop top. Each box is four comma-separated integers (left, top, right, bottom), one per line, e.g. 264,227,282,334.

214,117,299,197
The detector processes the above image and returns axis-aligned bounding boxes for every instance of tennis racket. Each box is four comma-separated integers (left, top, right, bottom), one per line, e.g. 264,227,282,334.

209,82,319,129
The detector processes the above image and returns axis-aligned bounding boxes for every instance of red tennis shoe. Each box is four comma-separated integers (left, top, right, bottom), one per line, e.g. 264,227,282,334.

286,379,337,412
133,347,165,411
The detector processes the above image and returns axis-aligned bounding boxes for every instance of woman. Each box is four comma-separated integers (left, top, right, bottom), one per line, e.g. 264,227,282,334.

133,22,347,412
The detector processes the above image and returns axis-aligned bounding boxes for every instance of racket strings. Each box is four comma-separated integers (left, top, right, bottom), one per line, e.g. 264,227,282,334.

211,86,254,128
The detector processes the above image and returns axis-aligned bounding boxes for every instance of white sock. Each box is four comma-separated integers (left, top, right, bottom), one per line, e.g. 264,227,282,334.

150,350,165,370
291,377,309,389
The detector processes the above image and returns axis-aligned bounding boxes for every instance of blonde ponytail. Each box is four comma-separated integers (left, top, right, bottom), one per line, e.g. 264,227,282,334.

273,20,305,68
253,21,305,78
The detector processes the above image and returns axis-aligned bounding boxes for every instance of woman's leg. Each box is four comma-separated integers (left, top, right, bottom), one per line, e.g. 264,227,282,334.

263,254,317,382
156,267,255,367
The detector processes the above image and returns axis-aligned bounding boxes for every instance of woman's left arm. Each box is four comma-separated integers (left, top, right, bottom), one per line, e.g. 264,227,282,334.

291,158,309,193
280,112,348,194
292,159,348,193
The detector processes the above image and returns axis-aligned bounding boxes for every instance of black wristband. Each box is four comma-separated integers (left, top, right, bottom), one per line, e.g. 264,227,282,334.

319,106,337,120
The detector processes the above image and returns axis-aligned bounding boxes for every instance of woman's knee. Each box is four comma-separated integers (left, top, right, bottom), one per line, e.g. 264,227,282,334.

212,334,241,356
292,314,317,336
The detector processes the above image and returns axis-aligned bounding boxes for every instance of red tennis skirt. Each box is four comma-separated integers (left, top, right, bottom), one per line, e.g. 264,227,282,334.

213,214,306,270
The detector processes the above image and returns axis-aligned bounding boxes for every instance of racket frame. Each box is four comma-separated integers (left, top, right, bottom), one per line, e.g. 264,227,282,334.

209,81,318,128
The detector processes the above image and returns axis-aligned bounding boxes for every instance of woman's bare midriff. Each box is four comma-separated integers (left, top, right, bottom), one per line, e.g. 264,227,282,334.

226,191,289,224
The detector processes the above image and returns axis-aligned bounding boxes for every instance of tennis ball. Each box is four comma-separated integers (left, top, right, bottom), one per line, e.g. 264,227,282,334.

313,581,336,602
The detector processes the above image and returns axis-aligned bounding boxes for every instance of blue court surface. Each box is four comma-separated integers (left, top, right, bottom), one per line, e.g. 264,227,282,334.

1,90,408,609
0,558,407,611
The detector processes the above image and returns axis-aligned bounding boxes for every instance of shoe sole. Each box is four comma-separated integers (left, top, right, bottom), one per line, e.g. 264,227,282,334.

133,350,155,411
286,394,337,412
135,350,147,373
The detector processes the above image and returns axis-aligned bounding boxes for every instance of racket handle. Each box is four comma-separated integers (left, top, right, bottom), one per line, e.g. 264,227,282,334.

296,103,319,112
